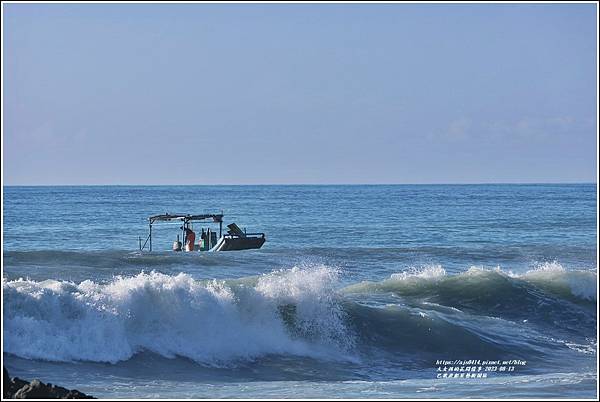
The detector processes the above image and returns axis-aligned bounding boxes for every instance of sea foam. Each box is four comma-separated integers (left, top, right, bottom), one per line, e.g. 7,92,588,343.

3,266,354,365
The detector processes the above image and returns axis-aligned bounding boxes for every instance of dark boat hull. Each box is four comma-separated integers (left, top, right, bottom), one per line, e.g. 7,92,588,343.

213,236,266,251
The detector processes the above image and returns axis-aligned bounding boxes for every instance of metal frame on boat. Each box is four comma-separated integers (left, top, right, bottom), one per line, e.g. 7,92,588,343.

139,213,266,252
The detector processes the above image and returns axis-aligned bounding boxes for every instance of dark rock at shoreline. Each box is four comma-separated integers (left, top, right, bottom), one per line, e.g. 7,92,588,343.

3,367,95,399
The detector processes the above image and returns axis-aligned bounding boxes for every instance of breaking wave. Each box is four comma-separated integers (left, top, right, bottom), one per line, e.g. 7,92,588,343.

3,263,597,366
344,261,597,301
3,266,352,365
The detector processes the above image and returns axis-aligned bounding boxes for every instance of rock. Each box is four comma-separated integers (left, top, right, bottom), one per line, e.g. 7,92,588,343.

12,377,29,392
14,379,47,399
3,366,95,399
3,367,11,399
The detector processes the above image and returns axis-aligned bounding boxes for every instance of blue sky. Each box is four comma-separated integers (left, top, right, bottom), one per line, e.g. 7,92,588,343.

3,3,597,184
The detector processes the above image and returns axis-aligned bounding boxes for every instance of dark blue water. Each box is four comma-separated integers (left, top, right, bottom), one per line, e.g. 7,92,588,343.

3,184,597,398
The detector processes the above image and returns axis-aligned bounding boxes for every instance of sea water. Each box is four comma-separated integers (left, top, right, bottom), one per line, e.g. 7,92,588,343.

2,184,597,398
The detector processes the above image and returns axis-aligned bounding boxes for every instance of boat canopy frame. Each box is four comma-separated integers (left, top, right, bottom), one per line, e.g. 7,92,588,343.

141,213,224,251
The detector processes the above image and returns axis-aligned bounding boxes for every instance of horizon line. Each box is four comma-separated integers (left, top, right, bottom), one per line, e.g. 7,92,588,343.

2,181,598,187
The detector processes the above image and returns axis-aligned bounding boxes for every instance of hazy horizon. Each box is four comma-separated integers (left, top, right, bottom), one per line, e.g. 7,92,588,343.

3,3,598,185
2,181,597,187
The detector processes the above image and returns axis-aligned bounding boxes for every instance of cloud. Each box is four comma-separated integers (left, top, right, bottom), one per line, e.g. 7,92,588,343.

492,116,582,141
434,115,591,143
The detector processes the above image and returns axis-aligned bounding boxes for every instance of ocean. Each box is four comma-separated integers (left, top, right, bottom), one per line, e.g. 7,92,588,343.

2,184,597,399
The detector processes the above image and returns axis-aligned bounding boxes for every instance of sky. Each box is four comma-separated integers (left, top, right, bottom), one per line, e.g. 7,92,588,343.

2,3,598,185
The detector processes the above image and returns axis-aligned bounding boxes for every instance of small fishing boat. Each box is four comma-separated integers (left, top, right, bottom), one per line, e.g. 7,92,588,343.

139,213,266,252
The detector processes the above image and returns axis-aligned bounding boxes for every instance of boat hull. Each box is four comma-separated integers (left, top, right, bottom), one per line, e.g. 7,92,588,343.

211,236,266,251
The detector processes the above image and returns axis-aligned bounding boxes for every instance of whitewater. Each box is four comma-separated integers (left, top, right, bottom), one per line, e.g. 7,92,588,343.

3,184,597,398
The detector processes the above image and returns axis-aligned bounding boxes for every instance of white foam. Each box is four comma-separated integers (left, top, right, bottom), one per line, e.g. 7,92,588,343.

518,261,597,301
389,264,446,282
256,265,353,350
3,266,354,365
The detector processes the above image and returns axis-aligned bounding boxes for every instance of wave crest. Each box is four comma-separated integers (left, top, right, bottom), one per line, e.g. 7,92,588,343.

4,262,595,365
346,262,596,302
3,266,354,365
